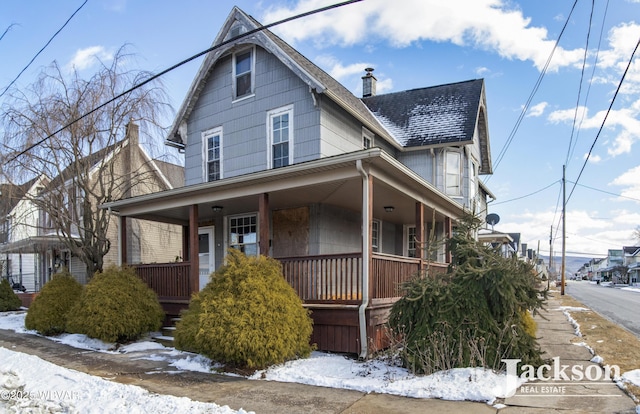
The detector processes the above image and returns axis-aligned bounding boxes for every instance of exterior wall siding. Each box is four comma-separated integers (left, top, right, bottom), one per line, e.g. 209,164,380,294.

184,47,321,186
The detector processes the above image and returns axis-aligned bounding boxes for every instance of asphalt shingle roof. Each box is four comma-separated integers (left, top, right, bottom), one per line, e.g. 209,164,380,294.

362,79,483,148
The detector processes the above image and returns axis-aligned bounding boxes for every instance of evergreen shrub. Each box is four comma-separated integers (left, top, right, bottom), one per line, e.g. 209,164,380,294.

0,278,22,312
388,212,547,374
175,249,314,369
25,270,83,335
66,265,164,343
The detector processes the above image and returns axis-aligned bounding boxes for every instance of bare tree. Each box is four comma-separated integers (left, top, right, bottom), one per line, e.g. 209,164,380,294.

634,226,640,245
1,46,171,277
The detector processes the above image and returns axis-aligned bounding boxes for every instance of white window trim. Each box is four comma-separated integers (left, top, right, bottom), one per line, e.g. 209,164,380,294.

202,127,223,182
445,150,462,197
266,104,294,169
372,219,381,253
232,46,256,101
362,127,374,149
225,212,259,256
404,225,417,257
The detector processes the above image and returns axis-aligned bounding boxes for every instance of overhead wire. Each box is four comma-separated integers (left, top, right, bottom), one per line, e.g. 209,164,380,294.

567,0,610,164
487,0,580,179
0,0,89,99
491,180,560,206
564,0,594,168
566,34,640,204
5,0,363,163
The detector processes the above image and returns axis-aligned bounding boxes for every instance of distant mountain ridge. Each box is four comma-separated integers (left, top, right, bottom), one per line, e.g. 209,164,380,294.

541,255,596,275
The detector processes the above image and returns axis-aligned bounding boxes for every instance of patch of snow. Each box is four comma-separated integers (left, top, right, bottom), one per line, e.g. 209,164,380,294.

591,355,604,364
49,333,115,351
621,287,640,294
559,308,583,337
0,348,251,413
119,341,167,353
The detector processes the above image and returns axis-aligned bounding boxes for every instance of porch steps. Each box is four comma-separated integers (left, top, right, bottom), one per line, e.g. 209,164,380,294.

152,317,181,347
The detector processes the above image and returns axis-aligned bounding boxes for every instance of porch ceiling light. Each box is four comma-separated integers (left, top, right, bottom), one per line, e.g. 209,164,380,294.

212,205,223,212
384,206,394,212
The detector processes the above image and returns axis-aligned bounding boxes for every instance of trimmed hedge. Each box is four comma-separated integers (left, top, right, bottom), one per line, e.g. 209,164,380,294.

66,265,164,343
25,270,83,335
0,278,21,312
175,249,314,369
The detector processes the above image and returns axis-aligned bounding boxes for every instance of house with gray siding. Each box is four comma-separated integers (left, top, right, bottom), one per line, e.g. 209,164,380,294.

103,7,496,357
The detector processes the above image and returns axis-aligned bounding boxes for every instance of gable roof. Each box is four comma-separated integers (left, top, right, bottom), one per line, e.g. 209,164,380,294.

166,7,395,149
0,177,38,217
166,7,492,175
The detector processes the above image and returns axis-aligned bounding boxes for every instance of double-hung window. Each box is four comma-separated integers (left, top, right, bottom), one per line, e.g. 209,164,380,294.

233,48,254,99
445,151,462,196
203,128,222,182
268,105,293,168
229,214,257,256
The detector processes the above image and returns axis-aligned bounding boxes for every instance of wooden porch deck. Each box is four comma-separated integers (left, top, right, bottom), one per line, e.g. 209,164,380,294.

134,253,448,354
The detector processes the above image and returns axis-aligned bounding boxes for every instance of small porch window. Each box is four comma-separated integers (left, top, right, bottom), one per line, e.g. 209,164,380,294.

233,47,254,99
229,214,258,256
405,226,417,258
371,219,381,252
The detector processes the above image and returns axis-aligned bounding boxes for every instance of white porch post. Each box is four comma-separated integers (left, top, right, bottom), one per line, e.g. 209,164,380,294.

356,160,371,359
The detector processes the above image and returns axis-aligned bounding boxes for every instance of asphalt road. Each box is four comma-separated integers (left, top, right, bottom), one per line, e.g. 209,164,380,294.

564,280,640,338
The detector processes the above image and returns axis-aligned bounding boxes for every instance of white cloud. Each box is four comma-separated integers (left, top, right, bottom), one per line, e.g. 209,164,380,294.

475,66,490,76
66,46,113,71
526,102,548,117
610,165,640,202
585,153,601,163
262,0,585,71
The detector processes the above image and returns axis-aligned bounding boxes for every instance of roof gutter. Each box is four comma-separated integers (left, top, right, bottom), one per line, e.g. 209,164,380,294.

356,159,370,359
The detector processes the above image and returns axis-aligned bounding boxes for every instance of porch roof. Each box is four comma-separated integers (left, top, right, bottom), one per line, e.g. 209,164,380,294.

0,235,69,254
101,148,465,226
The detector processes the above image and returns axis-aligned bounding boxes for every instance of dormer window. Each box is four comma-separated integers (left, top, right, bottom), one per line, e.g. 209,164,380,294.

233,47,254,99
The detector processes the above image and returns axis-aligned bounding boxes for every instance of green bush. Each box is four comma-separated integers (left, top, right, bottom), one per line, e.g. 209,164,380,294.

66,265,164,343
25,270,83,335
0,278,22,312
388,212,547,374
175,249,314,369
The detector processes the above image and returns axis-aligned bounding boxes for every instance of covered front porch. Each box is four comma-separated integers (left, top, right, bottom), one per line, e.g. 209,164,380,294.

103,149,463,356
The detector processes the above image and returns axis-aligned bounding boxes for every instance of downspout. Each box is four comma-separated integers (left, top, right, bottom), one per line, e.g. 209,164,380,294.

356,159,370,359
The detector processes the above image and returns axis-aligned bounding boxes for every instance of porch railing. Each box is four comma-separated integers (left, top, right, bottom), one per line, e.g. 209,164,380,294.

133,254,449,305
279,253,362,303
134,262,191,299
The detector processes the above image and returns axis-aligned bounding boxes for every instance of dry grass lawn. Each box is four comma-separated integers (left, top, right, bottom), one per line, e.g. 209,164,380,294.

558,291,640,403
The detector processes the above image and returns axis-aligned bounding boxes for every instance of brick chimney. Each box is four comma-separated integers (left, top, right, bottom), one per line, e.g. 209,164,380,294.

362,67,376,98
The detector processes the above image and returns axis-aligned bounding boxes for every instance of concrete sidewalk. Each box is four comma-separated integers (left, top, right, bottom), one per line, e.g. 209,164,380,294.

0,291,636,413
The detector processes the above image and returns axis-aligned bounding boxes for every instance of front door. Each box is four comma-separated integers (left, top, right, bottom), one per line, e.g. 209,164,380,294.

198,227,215,290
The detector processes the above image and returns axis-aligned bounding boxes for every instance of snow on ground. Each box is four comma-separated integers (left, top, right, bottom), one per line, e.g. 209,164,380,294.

7,307,640,409
622,287,640,294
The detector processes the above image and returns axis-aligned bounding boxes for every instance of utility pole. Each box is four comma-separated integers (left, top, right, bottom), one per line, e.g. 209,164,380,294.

549,225,553,289
561,165,566,296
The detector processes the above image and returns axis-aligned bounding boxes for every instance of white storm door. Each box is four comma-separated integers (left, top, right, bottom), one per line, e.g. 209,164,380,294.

198,227,215,290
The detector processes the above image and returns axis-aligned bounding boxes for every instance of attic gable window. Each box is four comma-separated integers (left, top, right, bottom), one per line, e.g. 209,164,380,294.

233,47,254,99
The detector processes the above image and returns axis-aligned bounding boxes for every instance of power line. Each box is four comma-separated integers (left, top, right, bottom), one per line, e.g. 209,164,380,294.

6,0,363,163
491,180,560,206
0,0,88,99
567,180,640,203
567,0,610,164
488,0,580,177
0,23,17,42
566,33,640,204
564,0,594,168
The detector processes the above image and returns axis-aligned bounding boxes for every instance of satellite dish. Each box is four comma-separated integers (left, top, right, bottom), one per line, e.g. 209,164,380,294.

486,213,500,228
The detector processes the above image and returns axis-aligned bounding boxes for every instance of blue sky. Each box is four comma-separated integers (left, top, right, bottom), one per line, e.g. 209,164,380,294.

1,0,640,260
